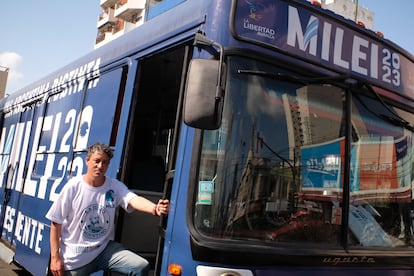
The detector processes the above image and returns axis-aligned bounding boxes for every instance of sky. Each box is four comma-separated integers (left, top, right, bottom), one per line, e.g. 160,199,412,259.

0,1,101,95
0,1,413,95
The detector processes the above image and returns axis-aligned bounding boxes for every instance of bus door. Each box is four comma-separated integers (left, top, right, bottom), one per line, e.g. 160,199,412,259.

0,99,44,248
116,45,191,272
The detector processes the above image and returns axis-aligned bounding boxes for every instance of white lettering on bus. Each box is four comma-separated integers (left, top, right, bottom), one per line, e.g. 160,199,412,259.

287,6,401,86
23,107,92,199
14,211,44,254
0,106,92,200
4,58,101,116
3,205,15,233
243,19,276,39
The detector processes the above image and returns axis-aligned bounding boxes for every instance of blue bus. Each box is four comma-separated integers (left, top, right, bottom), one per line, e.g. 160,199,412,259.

1,0,414,275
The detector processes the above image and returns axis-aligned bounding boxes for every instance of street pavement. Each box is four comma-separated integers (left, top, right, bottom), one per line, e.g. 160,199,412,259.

0,259,155,275
0,259,32,276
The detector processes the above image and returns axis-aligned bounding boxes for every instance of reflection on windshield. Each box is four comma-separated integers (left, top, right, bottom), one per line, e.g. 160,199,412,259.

193,56,414,248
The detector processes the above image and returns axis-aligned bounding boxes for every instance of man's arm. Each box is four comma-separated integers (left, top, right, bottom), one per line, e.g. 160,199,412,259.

49,221,64,276
128,195,169,216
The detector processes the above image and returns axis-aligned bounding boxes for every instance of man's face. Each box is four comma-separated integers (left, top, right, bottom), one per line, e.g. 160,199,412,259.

85,151,110,178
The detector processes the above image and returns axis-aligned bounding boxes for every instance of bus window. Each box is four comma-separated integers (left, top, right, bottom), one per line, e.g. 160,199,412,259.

347,93,414,246
29,88,86,192
193,56,346,244
192,55,414,248
0,105,41,244
29,66,128,193
79,67,128,149
0,114,19,190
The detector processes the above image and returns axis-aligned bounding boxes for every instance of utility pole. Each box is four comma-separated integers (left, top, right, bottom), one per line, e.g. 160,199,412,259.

354,0,359,22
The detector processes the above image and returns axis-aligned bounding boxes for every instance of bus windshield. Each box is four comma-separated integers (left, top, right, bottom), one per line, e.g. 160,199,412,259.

193,55,414,248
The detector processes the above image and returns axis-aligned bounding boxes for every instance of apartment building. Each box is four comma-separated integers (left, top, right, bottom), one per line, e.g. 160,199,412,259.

321,0,374,29
311,0,374,30
0,66,8,99
95,0,162,48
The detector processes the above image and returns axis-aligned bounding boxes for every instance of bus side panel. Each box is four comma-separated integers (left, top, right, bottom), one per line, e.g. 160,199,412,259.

0,103,48,249
9,65,129,275
8,88,88,275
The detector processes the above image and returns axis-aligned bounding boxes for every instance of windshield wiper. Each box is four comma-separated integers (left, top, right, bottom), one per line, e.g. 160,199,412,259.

379,114,414,131
356,82,414,132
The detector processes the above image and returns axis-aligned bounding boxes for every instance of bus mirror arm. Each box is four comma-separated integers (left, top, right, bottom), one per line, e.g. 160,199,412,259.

193,33,222,59
193,33,226,108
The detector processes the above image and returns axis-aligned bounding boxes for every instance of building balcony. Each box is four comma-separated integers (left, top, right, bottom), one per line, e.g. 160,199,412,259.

115,0,146,23
95,18,126,48
100,0,118,9
97,8,117,28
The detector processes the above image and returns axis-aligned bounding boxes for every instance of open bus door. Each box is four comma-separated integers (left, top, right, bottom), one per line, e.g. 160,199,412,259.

115,44,191,274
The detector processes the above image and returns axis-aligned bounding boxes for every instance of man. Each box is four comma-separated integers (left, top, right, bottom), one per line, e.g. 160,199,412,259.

46,143,169,276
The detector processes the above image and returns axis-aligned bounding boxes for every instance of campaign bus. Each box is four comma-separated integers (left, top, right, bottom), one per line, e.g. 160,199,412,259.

0,0,414,275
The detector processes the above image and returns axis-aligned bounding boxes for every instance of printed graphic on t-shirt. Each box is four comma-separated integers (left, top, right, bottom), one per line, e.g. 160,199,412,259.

80,204,110,239
105,189,115,208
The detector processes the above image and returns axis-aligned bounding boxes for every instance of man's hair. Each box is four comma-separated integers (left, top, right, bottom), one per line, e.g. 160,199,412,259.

87,143,114,159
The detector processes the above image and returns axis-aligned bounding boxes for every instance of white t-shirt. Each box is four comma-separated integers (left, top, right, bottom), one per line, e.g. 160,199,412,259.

46,176,137,270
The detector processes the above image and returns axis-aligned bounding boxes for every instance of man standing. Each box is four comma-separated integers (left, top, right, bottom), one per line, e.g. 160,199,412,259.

46,143,169,276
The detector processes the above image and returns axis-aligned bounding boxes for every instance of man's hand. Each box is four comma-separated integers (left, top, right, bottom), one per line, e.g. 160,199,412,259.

49,222,64,276
50,254,64,276
155,199,170,216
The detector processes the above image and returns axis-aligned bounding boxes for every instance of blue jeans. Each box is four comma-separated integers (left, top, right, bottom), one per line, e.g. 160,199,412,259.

64,241,150,276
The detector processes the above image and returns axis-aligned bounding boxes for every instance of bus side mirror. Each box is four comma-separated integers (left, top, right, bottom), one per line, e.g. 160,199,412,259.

183,59,224,130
